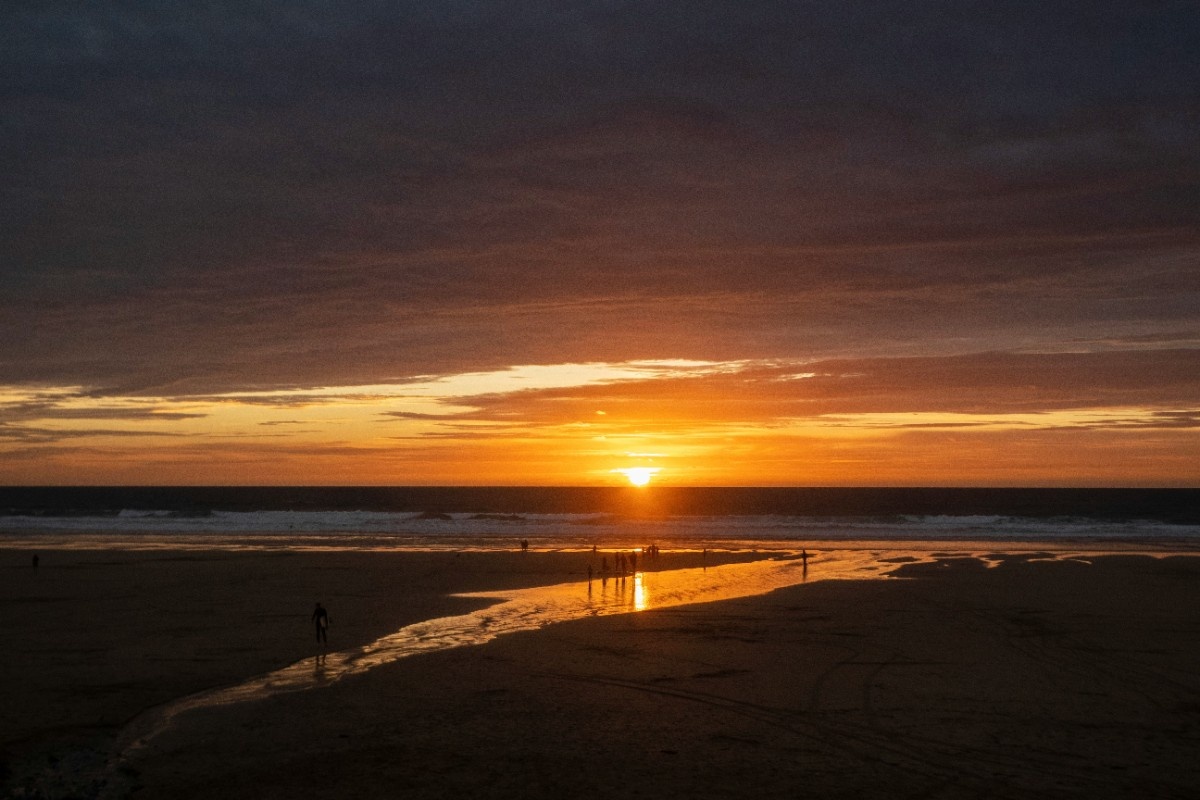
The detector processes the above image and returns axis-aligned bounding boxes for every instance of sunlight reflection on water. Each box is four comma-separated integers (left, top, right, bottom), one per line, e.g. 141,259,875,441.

125,552,894,750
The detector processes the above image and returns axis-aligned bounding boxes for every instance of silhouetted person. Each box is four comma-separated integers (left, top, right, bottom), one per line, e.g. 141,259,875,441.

312,602,329,645
32,553,39,571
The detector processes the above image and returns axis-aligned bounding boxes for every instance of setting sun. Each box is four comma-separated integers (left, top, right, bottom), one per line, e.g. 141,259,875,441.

616,467,659,487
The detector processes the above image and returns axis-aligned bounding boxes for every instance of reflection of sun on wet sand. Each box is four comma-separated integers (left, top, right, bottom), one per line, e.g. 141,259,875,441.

3,547,1199,798
121,553,885,753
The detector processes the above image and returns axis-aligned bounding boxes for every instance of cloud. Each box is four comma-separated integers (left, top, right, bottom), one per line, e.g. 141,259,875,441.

3,347,1199,485
2,2,1197,405
0,422,184,444
1069,330,1200,349
408,350,1200,428
1055,410,1200,431
8,349,1195,455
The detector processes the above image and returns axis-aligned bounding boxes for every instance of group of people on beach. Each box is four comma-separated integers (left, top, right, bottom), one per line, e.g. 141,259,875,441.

586,544,663,583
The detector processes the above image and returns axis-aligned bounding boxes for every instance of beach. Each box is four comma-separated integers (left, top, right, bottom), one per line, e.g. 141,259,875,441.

3,546,1199,798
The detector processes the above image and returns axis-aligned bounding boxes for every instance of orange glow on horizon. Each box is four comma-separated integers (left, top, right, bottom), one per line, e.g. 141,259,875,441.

1,359,1198,486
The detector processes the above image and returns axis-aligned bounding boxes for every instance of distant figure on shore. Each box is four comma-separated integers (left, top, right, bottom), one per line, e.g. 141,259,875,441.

312,602,329,645
32,553,39,571
801,549,810,578
520,539,529,552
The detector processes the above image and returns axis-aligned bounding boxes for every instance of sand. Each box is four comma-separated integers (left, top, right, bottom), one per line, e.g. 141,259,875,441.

3,547,1199,798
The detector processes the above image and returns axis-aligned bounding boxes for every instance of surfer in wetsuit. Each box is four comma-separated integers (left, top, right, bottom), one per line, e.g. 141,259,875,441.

312,602,329,645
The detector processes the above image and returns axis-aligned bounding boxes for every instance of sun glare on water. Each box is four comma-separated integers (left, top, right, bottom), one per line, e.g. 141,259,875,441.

616,467,659,487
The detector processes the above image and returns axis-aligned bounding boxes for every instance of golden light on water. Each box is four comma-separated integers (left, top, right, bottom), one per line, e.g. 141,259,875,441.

615,467,659,486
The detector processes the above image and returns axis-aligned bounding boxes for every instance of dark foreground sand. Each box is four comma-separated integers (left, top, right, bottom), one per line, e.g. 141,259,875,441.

3,547,1199,799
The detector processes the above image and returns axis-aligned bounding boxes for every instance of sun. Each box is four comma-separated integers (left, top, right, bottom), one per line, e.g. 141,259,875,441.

615,467,659,487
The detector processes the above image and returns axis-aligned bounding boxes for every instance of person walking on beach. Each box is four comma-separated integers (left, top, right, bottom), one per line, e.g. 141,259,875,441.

312,602,329,645
32,553,39,572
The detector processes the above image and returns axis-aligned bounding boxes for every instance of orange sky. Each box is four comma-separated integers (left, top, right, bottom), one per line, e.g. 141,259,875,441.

4,355,1197,486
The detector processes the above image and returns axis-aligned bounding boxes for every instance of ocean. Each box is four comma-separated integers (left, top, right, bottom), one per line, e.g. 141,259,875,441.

2,486,1197,551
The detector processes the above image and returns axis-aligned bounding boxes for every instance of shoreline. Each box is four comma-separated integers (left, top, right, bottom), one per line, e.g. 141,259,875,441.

6,534,1199,552
4,545,1199,798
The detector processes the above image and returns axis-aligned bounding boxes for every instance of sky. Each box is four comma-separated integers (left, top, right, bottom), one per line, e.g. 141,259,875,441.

2,1,1198,486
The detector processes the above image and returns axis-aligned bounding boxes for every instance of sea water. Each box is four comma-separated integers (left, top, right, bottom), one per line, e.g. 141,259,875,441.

5,486,1197,551
3,507,1198,552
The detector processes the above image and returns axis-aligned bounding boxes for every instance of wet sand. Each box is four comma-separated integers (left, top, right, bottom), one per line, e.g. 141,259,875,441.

3,547,1199,798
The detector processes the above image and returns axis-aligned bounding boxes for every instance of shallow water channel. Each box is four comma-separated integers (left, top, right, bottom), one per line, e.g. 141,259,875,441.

123,550,913,751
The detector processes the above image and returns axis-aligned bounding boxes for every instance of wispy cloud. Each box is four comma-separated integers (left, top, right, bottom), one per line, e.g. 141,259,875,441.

2,350,1198,483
